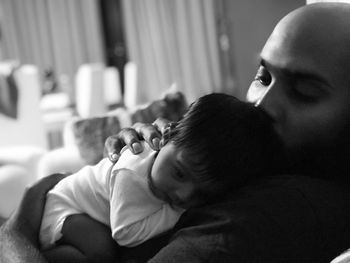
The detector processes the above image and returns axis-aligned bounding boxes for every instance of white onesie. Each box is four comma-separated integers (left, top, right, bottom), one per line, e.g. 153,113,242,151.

39,143,184,249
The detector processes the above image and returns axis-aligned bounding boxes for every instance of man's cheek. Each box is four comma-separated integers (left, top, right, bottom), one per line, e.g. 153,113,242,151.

282,120,318,149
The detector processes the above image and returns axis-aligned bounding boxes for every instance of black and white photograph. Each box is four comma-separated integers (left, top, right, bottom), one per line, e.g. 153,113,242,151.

1,1,350,262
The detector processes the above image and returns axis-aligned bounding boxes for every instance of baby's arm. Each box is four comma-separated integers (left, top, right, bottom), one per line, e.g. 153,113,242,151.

40,159,118,262
109,167,183,247
43,214,119,263
112,205,183,247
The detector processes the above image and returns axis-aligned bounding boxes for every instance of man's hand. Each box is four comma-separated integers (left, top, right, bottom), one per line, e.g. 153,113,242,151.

5,173,67,247
105,118,171,163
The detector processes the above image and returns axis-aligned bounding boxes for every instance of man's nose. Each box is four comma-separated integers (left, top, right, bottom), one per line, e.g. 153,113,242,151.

246,83,271,106
255,83,283,121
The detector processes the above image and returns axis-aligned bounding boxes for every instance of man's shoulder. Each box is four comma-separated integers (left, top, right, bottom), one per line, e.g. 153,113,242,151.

234,174,350,205
120,174,350,263
190,174,350,227
170,174,350,262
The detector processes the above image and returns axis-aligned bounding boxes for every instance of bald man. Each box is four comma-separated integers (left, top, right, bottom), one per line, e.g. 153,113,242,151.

2,3,350,263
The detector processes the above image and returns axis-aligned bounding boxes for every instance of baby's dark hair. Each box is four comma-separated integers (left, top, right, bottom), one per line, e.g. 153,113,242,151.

170,93,283,197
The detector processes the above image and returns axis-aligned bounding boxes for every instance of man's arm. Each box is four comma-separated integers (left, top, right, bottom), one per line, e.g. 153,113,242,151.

0,225,47,263
43,214,119,263
0,173,66,263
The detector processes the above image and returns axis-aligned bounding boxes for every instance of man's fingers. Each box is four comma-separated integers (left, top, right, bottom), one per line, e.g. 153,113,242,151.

105,118,169,160
119,128,144,154
105,128,144,162
153,118,171,134
133,122,162,151
105,134,126,162
160,122,178,147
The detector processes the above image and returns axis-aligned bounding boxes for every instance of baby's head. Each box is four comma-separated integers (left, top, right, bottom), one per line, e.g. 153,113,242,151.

149,93,283,209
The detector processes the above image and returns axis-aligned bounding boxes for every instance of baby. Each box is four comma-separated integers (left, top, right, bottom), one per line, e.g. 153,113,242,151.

39,93,282,262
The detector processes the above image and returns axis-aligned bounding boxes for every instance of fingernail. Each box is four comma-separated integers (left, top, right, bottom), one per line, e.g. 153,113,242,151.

132,142,143,153
159,139,165,148
110,153,119,161
152,138,160,150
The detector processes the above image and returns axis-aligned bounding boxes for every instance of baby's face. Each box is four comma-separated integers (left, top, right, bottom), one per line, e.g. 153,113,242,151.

149,142,203,209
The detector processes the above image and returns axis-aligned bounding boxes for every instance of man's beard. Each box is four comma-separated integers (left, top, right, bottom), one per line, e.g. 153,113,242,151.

284,129,350,181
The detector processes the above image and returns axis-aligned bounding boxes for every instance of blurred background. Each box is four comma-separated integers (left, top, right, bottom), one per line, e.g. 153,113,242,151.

0,0,306,150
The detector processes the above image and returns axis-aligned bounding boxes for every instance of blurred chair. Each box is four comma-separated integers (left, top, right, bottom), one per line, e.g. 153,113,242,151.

0,63,128,217
0,63,48,176
0,64,48,149
40,91,74,149
75,63,107,118
123,61,138,109
75,63,124,118
0,64,48,218
104,66,122,108
37,64,124,179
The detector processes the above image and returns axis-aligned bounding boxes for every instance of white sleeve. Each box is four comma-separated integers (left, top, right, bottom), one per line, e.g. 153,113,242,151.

40,158,113,249
112,204,182,247
108,168,183,247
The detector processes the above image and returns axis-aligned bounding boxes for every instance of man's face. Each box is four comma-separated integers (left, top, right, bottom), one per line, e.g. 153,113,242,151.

246,9,350,161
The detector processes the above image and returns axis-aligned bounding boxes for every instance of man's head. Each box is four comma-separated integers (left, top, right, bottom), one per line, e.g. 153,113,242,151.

247,3,350,175
150,93,282,209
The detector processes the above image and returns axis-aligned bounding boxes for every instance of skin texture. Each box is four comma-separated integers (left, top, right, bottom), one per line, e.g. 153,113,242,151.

105,118,169,161
2,3,350,263
247,3,350,175
149,142,205,209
